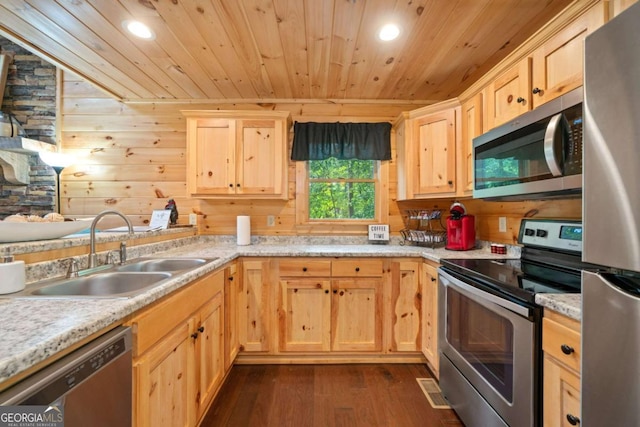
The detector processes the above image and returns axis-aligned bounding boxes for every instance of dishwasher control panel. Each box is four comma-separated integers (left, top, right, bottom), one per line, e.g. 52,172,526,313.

64,335,128,390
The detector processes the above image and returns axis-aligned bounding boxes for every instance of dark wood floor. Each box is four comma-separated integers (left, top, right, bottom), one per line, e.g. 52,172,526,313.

201,364,464,427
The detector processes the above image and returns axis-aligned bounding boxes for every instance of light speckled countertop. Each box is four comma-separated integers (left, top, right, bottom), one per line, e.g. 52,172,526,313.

0,235,578,385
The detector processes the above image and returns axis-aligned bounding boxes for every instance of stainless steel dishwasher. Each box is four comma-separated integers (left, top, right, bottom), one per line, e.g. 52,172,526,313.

0,326,132,427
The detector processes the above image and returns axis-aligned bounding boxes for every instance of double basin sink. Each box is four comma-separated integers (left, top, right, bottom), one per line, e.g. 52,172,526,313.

15,258,218,298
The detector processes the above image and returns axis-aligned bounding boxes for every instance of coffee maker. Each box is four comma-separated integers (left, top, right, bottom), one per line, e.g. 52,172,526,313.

445,202,476,251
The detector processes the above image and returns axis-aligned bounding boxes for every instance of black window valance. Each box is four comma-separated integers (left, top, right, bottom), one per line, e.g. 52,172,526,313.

291,122,392,161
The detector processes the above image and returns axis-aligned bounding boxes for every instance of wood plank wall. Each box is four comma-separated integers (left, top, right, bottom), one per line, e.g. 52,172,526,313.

60,71,580,243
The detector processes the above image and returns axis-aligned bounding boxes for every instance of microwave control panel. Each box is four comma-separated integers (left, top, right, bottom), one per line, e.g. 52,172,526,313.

564,104,583,175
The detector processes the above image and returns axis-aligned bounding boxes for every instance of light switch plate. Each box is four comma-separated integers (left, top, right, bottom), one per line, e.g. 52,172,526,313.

267,215,275,226
189,213,197,226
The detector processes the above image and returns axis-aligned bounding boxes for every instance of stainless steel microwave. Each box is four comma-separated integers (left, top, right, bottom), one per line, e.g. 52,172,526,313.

473,88,583,200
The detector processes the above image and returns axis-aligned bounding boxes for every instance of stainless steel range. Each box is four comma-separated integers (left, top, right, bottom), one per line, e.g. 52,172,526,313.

438,219,599,427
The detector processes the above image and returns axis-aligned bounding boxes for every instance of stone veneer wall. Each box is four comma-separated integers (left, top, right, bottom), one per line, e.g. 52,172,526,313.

0,36,57,218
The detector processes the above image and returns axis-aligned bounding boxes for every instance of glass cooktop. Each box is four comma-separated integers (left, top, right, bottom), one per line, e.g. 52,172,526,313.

440,257,582,304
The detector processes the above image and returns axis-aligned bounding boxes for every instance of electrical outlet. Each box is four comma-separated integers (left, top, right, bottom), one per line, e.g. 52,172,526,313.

498,216,507,233
189,213,197,226
267,215,275,227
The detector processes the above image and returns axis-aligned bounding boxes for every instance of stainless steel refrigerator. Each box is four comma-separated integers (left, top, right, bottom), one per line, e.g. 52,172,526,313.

582,2,640,426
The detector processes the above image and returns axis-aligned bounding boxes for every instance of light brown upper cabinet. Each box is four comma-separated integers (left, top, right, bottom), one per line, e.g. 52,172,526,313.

485,2,607,129
459,93,483,196
531,2,607,108
485,58,532,130
183,111,290,200
396,100,460,200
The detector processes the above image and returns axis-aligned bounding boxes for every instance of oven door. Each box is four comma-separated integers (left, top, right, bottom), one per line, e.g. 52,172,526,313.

438,268,537,427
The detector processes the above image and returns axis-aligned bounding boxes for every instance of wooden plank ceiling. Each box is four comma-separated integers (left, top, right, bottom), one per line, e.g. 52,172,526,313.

0,0,573,102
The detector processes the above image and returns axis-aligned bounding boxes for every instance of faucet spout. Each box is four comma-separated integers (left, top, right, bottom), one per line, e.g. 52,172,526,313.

88,210,134,269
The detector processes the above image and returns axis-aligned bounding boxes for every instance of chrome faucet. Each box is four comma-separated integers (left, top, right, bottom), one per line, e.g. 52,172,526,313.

88,210,134,268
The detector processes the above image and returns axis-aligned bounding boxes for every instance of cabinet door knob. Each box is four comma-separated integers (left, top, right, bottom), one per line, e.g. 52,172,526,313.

532,87,541,94
236,183,241,187
431,277,437,282
355,267,360,272
229,183,233,188
560,344,575,355
333,289,338,294
198,326,205,333
229,276,234,281
302,267,308,272
325,290,329,294
566,414,580,425
191,332,198,339
517,97,525,103
447,180,453,185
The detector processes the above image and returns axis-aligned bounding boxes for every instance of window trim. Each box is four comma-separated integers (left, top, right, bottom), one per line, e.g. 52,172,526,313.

295,159,389,230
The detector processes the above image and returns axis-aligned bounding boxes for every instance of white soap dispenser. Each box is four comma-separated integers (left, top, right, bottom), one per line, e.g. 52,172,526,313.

0,255,26,294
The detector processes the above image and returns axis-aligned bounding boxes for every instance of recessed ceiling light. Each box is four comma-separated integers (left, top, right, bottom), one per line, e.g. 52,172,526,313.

123,20,155,40
378,23,400,41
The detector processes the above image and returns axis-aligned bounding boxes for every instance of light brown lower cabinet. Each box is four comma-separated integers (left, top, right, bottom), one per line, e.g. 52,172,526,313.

421,261,439,377
542,311,582,427
239,259,273,352
224,262,240,370
277,258,384,353
247,257,445,360
279,278,332,352
129,270,225,427
331,277,383,352
388,260,422,352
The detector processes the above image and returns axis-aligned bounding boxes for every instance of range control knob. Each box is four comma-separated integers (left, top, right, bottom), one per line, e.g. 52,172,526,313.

536,229,548,238
524,228,535,236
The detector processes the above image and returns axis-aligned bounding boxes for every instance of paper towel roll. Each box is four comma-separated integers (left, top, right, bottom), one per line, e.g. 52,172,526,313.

237,216,251,245
0,260,25,294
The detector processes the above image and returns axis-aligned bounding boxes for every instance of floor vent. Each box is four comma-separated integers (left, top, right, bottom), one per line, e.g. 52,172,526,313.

416,378,451,409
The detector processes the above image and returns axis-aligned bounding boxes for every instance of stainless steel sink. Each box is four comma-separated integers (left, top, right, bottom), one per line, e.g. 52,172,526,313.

116,258,211,272
8,257,219,299
28,272,172,297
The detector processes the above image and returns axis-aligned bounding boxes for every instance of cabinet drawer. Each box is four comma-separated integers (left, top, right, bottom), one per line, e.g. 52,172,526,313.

130,271,224,356
543,316,581,373
332,259,384,277
278,259,332,277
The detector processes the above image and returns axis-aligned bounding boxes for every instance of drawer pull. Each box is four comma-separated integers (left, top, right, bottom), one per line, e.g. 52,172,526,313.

191,332,199,339
355,267,360,272
198,326,205,333
566,413,580,425
561,344,575,355
302,267,307,272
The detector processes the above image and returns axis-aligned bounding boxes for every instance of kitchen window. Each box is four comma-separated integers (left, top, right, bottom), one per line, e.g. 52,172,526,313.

291,122,391,227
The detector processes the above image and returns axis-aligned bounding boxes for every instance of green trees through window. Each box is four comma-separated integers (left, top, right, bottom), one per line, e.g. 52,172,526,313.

308,158,376,220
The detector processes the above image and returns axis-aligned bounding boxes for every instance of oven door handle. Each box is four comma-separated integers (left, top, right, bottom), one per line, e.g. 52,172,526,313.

439,269,531,318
